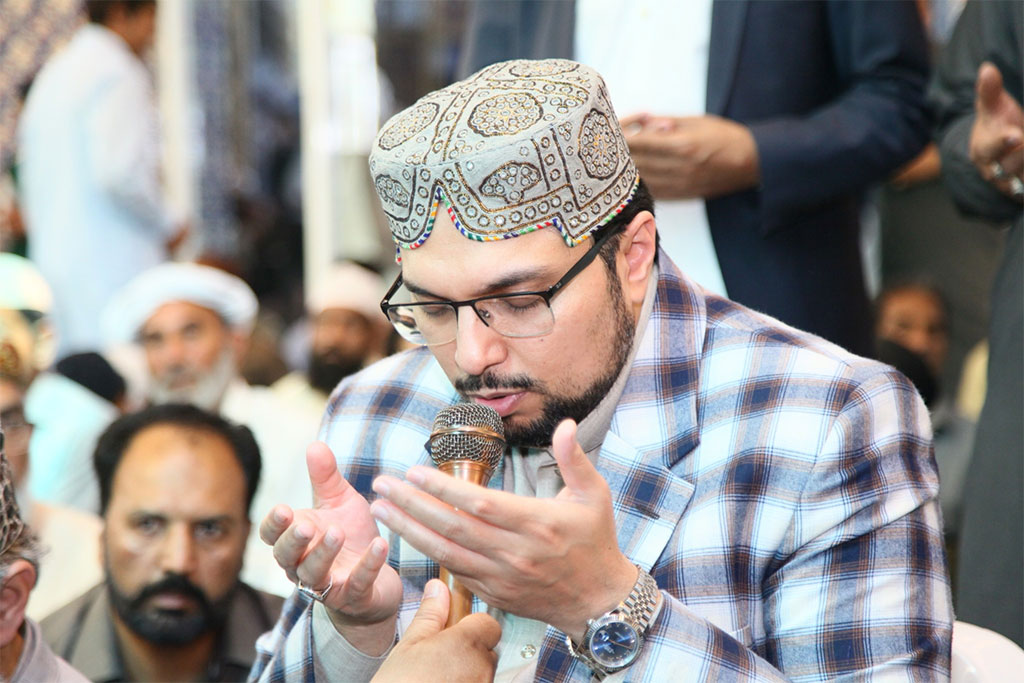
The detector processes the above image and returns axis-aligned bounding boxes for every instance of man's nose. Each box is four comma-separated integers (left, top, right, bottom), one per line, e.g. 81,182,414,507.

453,306,507,377
161,335,188,366
160,524,197,575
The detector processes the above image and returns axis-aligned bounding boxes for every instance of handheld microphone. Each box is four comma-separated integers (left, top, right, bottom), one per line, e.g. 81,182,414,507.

428,402,505,626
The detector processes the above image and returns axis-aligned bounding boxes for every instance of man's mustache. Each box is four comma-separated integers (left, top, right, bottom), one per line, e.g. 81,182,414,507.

130,572,210,611
454,372,537,394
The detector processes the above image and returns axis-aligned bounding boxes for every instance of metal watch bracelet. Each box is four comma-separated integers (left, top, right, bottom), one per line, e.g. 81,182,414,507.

566,565,660,678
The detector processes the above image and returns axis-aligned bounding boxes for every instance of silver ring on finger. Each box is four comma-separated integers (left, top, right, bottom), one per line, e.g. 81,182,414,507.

1010,176,1024,199
297,576,334,602
990,161,1010,181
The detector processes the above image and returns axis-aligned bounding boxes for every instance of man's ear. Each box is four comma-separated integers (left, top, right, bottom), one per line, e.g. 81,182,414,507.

0,560,37,646
618,211,657,308
230,330,251,369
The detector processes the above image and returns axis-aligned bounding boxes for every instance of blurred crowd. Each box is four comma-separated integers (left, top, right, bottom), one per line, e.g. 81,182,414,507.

0,0,1021,681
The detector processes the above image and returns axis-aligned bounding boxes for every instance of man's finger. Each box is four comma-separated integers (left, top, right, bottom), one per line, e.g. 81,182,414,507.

338,536,390,602
370,498,489,577
450,612,503,650
306,441,352,508
976,62,1005,115
259,505,293,546
551,419,605,496
996,144,1024,177
295,525,344,590
399,579,450,644
619,112,653,136
272,520,319,576
393,469,532,531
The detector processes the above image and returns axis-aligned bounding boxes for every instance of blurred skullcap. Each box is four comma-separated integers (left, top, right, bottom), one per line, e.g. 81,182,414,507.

308,262,386,321
0,452,26,558
0,253,53,315
102,262,258,344
56,352,127,405
369,59,638,257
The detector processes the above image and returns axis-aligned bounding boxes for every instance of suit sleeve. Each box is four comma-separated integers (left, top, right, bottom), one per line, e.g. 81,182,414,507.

748,0,930,232
248,592,393,683
617,371,951,681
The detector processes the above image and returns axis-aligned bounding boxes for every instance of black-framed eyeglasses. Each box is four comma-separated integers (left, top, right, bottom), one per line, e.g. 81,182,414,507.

380,228,616,346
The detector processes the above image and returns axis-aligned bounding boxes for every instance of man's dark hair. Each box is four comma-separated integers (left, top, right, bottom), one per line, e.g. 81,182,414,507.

874,278,950,330
93,404,261,516
589,178,657,272
86,0,156,24
55,352,126,406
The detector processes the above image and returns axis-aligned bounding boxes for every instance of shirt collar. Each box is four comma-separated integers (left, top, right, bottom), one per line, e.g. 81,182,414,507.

575,262,660,457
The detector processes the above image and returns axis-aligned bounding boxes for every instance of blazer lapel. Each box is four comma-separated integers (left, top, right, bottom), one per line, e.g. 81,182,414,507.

706,0,749,115
535,258,706,680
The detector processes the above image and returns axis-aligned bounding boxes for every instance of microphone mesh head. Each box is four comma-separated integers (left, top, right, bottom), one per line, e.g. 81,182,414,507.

430,403,506,469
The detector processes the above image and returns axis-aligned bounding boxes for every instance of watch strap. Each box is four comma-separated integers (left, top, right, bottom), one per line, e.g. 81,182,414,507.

566,565,660,678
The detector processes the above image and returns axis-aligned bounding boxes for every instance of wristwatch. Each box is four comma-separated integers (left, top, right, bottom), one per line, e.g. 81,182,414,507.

566,565,660,679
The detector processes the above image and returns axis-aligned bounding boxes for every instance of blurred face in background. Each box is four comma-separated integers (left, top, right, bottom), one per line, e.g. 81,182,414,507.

140,303,239,410
0,378,31,489
103,423,249,646
108,1,158,57
307,308,376,394
876,286,949,377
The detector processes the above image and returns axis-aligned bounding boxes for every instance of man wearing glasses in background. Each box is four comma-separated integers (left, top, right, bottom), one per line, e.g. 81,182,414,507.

252,60,951,681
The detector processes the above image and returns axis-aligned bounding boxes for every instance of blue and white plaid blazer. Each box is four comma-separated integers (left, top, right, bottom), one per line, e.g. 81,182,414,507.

251,254,952,682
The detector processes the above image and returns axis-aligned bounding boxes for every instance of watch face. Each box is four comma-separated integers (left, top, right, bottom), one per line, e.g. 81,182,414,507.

589,620,640,668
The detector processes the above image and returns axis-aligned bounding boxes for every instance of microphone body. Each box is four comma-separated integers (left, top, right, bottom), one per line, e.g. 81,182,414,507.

429,403,505,627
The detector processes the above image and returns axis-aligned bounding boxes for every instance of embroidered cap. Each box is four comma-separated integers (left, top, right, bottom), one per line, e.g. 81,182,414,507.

0,452,26,558
369,59,638,256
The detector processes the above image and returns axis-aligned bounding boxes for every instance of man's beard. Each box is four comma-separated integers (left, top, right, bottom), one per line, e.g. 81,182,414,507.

454,271,635,448
148,347,236,410
307,348,365,394
106,571,234,646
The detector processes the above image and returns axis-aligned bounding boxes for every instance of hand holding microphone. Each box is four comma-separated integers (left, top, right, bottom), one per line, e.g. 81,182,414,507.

370,418,637,642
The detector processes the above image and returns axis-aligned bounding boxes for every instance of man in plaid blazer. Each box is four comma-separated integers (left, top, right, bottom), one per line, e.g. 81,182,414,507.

252,60,952,681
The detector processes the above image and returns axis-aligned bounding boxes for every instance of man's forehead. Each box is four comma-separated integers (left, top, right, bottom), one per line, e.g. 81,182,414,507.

142,301,224,333
112,426,245,503
400,216,575,295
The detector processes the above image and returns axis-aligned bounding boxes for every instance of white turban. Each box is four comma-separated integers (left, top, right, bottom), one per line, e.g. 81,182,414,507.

102,263,258,344
308,262,387,322
0,253,53,314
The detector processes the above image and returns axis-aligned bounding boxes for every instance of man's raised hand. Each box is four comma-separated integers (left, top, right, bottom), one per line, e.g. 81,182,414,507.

969,62,1024,198
259,441,402,654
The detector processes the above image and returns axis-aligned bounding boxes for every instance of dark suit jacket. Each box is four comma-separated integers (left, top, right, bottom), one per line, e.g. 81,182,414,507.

930,0,1023,646
459,0,931,356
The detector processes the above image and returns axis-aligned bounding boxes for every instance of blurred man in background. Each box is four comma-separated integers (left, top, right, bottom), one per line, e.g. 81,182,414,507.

0,253,119,515
42,404,283,682
103,262,319,597
273,261,389,419
874,280,975,564
459,0,930,357
0,439,88,681
17,0,186,358
0,343,104,621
